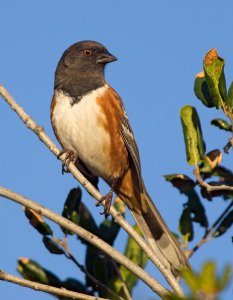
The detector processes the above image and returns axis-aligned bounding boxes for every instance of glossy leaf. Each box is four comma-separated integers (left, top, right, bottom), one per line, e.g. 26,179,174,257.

194,71,215,107
203,48,226,109
199,149,222,174
17,258,61,286
24,208,53,236
42,236,65,255
120,225,148,292
180,105,205,166
179,207,194,241
213,210,233,237
211,118,232,132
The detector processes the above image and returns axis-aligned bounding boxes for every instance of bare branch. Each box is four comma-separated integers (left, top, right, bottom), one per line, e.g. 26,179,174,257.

194,169,233,192
0,269,107,300
0,84,184,296
0,186,170,298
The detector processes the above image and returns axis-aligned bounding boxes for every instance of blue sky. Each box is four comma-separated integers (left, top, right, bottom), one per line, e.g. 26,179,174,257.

1,1,233,299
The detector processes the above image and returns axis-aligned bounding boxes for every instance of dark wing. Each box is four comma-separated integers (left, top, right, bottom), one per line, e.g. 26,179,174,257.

119,110,143,191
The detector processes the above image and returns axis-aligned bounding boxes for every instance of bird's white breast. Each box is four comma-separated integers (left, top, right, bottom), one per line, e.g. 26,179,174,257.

52,85,111,178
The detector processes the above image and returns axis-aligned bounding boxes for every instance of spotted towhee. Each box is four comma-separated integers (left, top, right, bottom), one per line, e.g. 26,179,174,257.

51,40,189,275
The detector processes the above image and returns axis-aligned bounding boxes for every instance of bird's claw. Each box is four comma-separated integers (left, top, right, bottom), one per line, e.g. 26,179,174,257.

96,190,113,218
57,149,78,174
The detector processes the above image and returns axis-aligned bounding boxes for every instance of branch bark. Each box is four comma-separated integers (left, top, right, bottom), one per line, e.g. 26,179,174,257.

0,84,184,296
0,269,107,300
0,186,170,298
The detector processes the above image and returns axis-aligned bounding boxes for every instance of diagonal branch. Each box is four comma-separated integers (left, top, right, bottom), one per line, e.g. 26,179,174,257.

0,269,107,300
0,84,184,296
0,186,170,298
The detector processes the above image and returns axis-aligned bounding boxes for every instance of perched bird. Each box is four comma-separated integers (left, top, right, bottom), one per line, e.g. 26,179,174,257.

51,40,189,275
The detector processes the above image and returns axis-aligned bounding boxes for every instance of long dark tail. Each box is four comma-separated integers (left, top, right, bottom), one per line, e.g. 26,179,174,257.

130,189,190,276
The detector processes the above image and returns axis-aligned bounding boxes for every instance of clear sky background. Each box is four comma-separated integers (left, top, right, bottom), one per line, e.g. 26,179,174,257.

1,1,233,299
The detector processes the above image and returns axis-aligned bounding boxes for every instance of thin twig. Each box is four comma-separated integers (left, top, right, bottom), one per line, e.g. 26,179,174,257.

53,237,124,300
0,84,184,296
0,269,106,300
0,186,170,298
194,169,233,192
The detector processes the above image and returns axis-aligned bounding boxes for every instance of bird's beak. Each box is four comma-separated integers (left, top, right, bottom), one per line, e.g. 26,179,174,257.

96,52,117,64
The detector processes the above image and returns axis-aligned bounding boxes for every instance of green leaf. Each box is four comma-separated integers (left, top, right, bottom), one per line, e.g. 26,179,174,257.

200,261,216,293
17,258,61,286
163,174,195,194
42,236,65,255
213,210,233,237
180,105,205,166
24,208,53,236
61,187,82,235
199,149,222,174
226,81,233,113
203,48,226,109
211,118,232,132
179,207,194,241
120,225,148,292
194,71,215,108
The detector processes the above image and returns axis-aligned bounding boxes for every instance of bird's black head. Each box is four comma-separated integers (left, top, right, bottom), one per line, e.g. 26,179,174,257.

54,40,117,101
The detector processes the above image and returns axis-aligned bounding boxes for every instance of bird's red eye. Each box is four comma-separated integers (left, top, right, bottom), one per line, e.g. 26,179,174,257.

83,49,92,57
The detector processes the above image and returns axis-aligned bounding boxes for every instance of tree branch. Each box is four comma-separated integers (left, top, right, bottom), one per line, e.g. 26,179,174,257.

194,169,233,192
0,269,107,300
0,186,170,298
0,84,184,296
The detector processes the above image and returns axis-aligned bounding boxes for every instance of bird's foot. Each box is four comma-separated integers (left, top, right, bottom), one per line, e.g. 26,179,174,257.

96,190,114,218
57,149,78,174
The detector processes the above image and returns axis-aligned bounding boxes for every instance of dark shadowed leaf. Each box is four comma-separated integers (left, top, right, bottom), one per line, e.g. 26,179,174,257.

24,208,53,236
194,71,215,108
61,187,82,235
42,236,65,255
62,278,90,294
99,198,125,246
187,190,208,228
203,48,226,109
78,202,99,238
164,174,195,194
179,207,194,242
180,105,205,166
211,118,232,132
213,210,233,237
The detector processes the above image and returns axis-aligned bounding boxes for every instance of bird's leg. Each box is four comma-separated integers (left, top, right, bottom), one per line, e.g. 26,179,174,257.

57,149,78,174
96,179,118,218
